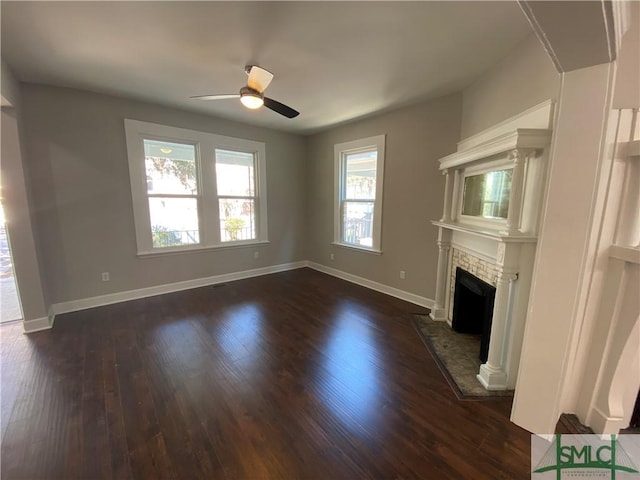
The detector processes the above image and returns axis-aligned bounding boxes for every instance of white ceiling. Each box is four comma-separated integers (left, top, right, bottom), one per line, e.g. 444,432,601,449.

1,1,532,134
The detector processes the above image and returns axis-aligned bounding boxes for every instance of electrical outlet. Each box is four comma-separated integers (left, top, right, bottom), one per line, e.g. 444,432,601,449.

330,253,335,260
101,272,110,282
400,270,406,280
253,251,259,259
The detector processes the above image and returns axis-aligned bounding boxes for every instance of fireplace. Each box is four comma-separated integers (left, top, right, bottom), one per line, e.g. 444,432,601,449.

451,267,496,362
430,122,552,390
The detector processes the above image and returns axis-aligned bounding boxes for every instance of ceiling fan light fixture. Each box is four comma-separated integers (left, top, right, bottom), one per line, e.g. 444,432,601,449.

192,67,298,118
239,87,264,110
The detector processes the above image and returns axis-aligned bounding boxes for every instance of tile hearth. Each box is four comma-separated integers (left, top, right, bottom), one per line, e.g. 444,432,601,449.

414,315,513,399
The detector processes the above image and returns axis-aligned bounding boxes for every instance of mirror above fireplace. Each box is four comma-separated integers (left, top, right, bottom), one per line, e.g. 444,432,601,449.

437,127,552,237
461,168,513,220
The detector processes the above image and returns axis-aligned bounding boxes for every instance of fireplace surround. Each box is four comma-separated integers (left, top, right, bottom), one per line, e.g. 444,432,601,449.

430,101,553,390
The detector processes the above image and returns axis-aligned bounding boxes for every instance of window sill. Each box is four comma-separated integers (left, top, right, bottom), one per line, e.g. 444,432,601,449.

137,240,270,258
331,242,382,255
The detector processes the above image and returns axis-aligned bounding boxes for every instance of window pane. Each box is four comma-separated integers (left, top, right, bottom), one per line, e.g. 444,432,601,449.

343,201,374,247
215,149,255,196
148,197,199,248
219,198,255,242
144,139,197,195
345,150,377,200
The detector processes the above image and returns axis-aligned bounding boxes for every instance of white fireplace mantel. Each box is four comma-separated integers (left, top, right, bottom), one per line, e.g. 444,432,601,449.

438,128,553,171
432,220,538,243
431,107,553,391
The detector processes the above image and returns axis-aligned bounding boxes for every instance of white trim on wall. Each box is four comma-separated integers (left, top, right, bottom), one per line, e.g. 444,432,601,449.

307,262,434,309
51,261,307,318
124,119,269,255
456,100,554,152
333,134,386,253
23,316,53,333
39,261,433,329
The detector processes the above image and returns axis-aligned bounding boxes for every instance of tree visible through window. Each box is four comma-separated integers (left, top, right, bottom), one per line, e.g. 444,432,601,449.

125,119,268,254
215,149,257,242
144,139,200,248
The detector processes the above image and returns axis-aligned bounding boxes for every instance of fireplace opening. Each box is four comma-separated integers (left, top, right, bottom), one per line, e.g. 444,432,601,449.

451,267,496,362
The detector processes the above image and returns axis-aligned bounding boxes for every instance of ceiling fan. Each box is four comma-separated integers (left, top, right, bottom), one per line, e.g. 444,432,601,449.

191,65,299,119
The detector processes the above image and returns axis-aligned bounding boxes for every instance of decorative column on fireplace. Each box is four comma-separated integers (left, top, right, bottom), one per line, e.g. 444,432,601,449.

430,170,453,322
430,102,553,390
430,227,451,322
477,266,518,389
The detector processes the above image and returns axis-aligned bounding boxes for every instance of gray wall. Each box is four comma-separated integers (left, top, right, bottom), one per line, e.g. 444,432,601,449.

20,85,308,305
14,31,559,310
2,108,49,319
306,94,462,301
1,61,50,323
461,33,560,138
1,58,21,107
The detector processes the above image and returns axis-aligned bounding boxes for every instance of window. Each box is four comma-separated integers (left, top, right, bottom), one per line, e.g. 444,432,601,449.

334,135,385,252
125,120,268,254
144,139,200,248
215,149,257,242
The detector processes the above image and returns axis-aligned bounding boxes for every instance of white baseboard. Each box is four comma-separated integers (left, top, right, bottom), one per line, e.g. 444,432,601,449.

429,306,448,322
22,316,53,333
589,406,626,434
50,261,308,319
307,261,434,309
44,260,433,328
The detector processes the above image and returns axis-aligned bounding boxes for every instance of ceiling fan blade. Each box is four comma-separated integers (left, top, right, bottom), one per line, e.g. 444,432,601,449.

247,66,274,94
190,94,240,100
263,97,299,118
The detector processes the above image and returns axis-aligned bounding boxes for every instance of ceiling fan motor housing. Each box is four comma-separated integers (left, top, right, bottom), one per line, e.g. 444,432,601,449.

240,86,263,99
239,86,264,109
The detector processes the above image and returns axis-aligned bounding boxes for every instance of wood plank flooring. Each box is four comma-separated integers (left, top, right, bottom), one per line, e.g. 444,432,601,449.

0,268,532,479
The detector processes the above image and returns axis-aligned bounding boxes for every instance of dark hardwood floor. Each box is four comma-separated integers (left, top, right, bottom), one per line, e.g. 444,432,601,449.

1,268,531,479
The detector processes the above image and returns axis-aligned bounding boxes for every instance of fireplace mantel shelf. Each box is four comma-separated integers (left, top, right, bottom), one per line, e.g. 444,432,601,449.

432,221,538,243
438,128,552,170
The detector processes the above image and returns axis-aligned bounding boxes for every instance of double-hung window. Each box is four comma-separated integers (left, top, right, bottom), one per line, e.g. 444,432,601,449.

215,149,257,242
125,120,268,255
144,139,200,248
334,135,385,252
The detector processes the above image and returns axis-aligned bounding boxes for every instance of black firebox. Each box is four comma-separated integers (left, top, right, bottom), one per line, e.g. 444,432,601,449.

451,267,496,362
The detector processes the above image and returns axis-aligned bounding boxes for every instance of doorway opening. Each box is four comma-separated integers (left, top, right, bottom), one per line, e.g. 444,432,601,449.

1,201,23,323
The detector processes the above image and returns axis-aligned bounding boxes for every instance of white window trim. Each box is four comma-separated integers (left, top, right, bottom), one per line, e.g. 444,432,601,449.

124,119,268,255
333,134,385,253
